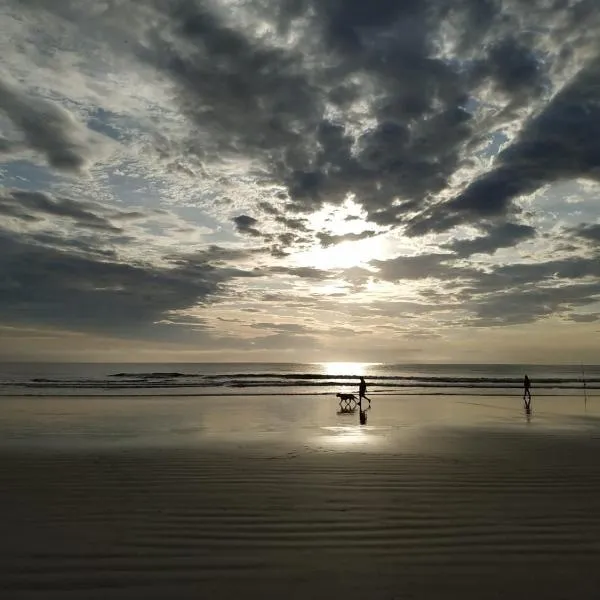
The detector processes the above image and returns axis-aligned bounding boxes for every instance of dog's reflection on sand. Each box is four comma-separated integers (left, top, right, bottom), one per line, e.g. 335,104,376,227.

336,393,371,425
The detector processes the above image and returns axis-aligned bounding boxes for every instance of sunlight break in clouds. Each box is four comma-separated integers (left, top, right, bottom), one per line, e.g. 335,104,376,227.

0,0,600,362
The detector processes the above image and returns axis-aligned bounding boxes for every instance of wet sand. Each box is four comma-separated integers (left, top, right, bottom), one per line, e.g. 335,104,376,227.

1,394,599,599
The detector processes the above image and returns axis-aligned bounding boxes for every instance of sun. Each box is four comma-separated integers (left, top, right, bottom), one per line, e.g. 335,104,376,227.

292,198,384,270
295,240,373,270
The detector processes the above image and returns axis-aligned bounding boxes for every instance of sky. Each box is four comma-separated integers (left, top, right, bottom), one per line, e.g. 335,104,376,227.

1,0,600,363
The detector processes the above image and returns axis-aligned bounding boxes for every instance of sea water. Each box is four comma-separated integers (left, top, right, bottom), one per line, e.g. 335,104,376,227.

0,362,597,396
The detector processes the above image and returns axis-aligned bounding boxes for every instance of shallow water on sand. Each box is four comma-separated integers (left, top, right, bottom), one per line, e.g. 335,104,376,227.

0,393,598,452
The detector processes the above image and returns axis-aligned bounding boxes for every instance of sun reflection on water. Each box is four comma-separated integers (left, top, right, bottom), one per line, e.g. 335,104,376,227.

319,362,379,376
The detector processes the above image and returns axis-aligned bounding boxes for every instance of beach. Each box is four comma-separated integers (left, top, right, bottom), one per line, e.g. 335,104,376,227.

1,392,599,599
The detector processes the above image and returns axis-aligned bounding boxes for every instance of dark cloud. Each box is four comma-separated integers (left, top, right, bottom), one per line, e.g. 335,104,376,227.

178,244,265,264
268,245,290,259
257,201,281,216
471,36,546,104
268,265,331,280
0,189,122,232
568,223,600,245
0,228,256,336
0,136,24,154
455,253,600,325
277,233,297,247
370,245,600,326
16,0,597,237
443,222,536,257
0,78,101,173
317,230,376,248
20,231,119,261
568,313,600,323
232,214,262,237
108,210,156,222
486,254,600,286
136,0,563,229
412,55,600,234
371,253,476,282
463,280,600,327
275,215,309,232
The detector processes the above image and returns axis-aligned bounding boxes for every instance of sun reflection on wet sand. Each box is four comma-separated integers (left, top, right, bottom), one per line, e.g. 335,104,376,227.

319,425,377,447
317,416,396,449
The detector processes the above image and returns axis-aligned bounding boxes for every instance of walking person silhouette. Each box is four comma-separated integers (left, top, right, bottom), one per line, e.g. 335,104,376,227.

359,376,370,406
523,374,532,407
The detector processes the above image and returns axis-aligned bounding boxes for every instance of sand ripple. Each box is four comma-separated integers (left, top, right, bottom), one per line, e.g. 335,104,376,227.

2,440,600,599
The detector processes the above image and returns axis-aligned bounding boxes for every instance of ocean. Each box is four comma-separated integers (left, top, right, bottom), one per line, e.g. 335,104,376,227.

0,362,597,396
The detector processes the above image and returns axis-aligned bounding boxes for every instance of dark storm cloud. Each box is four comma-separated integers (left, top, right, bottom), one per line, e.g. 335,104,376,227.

278,233,299,246
0,189,121,232
317,230,376,248
463,280,600,327
370,244,600,325
133,0,576,228
268,266,331,280
21,231,119,260
275,215,310,232
371,253,476,282
568,313,600,323
149,0,322,172
258,201,281,217
568,223,600,245
0,137,24,154
413,55,600,234
486,254,600,287
455,253,600,325
232,215,262,237
0,228,256,335
443,222,536,257
179,244,265,264
269,245,290,259
0,78,101,173
470,36,546,104
16,0,598,236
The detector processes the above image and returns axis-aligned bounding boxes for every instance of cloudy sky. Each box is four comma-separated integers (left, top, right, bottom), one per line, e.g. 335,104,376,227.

1,0,599,363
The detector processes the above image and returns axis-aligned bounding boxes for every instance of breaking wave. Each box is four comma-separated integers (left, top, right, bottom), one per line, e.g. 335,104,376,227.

1,370,597,396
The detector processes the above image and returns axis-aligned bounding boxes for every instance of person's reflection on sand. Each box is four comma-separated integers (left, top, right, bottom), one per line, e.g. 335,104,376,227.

524,401,532,423
523,374,532,403
359,408,367,425
359,399,370,425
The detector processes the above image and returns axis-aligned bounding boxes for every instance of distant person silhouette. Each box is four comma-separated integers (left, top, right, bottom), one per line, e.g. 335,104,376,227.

359,377,370,405
523,374,531,406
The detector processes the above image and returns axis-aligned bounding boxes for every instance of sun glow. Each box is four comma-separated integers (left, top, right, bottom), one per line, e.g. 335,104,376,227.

292,198,385,270
320,362,377,376
295,238,379,270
